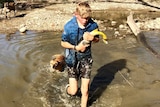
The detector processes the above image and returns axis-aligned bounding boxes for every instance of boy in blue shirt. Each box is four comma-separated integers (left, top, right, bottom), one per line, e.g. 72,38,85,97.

61,2,99,107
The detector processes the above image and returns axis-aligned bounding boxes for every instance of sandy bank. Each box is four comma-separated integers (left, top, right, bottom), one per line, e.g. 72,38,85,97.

0,1,160,34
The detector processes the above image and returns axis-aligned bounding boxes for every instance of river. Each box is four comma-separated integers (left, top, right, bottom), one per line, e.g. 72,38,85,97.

0,30,160,107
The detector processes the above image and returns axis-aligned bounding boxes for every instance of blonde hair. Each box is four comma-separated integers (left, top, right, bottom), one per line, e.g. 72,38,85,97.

75,2,91,18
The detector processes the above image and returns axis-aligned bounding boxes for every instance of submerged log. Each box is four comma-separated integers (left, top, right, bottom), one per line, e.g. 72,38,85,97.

127,12,140,36
127,12,160,58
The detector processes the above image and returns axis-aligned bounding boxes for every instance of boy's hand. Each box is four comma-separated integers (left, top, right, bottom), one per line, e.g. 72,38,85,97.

76,40,89,52
83,32,94,41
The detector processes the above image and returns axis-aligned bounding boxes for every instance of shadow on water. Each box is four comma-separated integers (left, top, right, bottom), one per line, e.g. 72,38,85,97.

89,59,130,105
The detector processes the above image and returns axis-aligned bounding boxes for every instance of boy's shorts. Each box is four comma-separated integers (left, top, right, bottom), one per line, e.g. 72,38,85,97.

66,58,93,79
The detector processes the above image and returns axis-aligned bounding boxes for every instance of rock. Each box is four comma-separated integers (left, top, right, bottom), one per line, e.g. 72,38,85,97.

119,24,124,29
114,31,120,37
19,24,27,33
144,17,160,30
111,21,117,26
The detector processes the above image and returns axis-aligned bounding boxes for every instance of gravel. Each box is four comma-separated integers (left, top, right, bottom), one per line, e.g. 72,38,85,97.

0,1,160,34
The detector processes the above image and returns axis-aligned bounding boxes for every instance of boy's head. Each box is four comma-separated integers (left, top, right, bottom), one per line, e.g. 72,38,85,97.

75,2,91,19
75,2,91,26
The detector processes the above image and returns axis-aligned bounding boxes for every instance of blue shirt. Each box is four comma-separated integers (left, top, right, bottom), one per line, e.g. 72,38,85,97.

62,16,98,66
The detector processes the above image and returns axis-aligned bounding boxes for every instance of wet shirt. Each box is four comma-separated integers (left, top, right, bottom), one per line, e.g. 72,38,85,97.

62,16,98,66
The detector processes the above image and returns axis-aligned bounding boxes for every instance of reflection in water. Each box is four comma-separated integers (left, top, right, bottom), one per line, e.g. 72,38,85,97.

0,31,160,107
138,31,160,59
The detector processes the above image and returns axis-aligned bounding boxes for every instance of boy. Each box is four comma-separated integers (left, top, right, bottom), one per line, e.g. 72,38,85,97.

61,2,99,107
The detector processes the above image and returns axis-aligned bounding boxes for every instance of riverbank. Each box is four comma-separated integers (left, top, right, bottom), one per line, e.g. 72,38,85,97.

0,1,160,34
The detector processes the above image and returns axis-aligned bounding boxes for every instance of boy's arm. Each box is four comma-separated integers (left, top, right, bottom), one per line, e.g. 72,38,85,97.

61,41,87,52
61,41,75,49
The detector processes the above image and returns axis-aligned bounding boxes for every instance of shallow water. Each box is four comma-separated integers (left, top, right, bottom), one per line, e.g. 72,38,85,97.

0,30,160,107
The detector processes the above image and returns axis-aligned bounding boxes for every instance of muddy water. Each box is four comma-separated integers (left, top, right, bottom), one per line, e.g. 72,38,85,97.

0,30,160,107
0,31,64,107
89,31,160,107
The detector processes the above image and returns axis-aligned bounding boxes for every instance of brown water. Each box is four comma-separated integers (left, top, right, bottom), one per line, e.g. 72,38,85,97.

0,30,160,107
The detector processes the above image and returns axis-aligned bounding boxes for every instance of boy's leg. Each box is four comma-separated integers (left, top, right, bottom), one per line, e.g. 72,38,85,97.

81,78,90,107
67,78,78,96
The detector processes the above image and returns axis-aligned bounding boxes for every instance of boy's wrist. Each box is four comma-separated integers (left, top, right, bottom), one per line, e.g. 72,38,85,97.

74,46,76,50
73,45,77,51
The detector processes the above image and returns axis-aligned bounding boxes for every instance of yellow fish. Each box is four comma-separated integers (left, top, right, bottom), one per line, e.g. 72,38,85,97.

90,29,108,44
